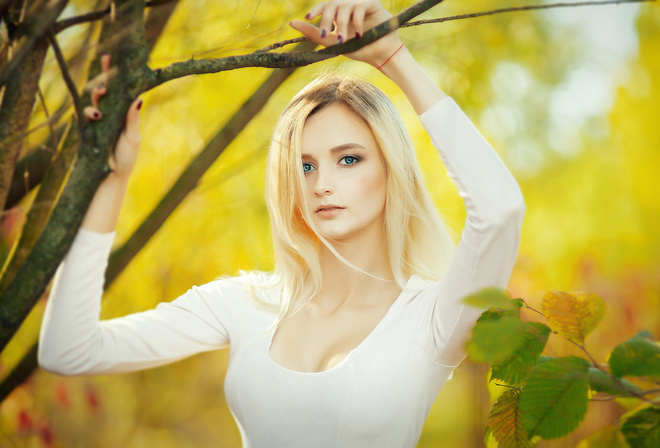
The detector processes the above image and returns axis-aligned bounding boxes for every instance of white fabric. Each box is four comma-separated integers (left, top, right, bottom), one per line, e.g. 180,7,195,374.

39,97,524,448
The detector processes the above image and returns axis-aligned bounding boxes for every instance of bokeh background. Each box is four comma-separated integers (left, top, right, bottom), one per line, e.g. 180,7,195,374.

1,0,658,446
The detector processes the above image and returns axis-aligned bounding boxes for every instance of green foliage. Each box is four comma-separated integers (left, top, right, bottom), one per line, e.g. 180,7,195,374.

463,287,523,313
488,388,535,448
466,287,660,448
609,332,660,379
491,322,550,386
519,356,591,439
467,310,527,363
621,407,660,448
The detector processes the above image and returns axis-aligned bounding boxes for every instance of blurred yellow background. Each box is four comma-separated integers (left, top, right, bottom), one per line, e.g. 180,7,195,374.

1,0,658,446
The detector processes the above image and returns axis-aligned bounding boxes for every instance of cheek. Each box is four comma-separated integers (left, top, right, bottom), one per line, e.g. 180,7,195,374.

358,167,387,207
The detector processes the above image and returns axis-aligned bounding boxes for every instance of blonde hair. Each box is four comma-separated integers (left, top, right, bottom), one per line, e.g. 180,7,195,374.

261,73,454,321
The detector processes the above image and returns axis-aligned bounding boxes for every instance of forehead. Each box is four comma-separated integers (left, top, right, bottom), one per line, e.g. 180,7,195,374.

301,102,378,155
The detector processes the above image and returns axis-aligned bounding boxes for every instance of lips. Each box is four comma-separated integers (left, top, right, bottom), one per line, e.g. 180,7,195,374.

315,205,345,218
315,205,344,213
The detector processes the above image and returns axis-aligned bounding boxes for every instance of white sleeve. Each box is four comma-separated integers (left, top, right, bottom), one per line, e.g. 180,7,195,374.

419,97,525,365
38,229,230,376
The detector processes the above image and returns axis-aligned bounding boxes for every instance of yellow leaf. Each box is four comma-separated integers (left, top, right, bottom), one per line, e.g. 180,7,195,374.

541,291,605,345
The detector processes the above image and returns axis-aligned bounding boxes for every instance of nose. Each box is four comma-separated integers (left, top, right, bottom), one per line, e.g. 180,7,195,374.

313,167,334,196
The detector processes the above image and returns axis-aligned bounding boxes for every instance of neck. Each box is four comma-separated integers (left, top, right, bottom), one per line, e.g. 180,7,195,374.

315,230,398,309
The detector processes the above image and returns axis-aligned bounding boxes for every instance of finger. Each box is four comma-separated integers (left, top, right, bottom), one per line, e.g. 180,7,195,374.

290,20,336,47
335,2,353,44
318,2,338,39
122,97,143,145
352,3,367,38
304,1,328,21
84,106,102,121
101,53,111,84
90,84,107,108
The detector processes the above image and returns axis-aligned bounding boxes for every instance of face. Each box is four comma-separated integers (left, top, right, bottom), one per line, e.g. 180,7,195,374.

300,102,387,246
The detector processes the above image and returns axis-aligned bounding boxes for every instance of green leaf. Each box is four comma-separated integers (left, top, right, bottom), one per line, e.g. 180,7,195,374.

589,367,643,396
577,426,629,448
491,322,551,386
467,312,528,363
463,287,522,312
541,291,606,345
520,356,591,439
489,388,535,448
621,406,660,448
609,333,660,379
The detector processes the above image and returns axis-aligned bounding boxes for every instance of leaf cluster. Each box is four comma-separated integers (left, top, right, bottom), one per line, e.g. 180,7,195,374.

464,289,660,448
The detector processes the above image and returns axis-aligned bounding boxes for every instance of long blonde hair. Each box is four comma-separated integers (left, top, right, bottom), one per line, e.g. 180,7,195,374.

261,73,454,321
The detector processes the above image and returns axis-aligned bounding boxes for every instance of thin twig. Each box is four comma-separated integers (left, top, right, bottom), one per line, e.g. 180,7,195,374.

36,87,58,153
402,0,651,28
47,31,84,135
255,36,307,53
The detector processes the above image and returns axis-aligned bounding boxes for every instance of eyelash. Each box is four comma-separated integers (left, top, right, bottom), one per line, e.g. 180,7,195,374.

339,155,361,166
302,155,362,173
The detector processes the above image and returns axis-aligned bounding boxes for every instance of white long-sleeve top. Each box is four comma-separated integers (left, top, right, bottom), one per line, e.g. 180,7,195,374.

39,97,524,448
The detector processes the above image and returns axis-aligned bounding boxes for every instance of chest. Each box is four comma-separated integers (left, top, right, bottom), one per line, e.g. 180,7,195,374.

268,297,397,373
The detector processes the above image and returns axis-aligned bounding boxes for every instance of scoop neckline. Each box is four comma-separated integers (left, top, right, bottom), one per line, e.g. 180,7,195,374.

266,276,421,375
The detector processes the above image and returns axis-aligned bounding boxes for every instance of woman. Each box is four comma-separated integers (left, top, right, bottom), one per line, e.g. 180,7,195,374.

39,1,525,446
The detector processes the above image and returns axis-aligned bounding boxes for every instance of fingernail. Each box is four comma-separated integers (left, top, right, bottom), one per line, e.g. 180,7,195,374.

337,34,343,44
305,12,311,20
356,31,362,39
93,111,100,119
320,28,326,38
137,99,143,110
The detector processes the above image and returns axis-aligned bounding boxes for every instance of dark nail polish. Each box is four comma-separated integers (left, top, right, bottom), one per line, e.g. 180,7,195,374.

305,12,311,20
137,99,143,110
356,31,362,39
320,28,326,38
93,111,100,119
337,35,343,44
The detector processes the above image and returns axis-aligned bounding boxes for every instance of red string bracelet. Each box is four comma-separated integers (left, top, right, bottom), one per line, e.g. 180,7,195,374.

377,43,404,71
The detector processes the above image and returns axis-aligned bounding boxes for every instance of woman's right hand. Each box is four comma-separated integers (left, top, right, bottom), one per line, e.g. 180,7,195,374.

84,54,142,180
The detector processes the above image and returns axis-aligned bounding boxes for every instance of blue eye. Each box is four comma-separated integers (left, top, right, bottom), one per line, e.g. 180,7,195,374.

302,162,314,173
340,156,359,166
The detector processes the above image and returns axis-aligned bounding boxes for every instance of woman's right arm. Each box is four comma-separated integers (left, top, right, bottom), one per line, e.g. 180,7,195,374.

38,62,230,375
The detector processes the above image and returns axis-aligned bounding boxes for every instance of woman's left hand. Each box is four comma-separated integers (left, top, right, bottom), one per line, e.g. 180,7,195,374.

289,0,404,68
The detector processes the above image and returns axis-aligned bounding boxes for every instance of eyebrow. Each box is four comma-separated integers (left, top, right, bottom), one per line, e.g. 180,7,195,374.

302,143,367,158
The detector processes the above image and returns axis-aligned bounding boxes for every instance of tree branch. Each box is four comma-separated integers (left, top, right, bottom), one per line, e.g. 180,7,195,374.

145,0,446,89
47,31,84,134
0,37,49,212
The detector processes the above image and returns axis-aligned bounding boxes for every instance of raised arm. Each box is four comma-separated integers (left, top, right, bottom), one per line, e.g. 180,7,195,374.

38,57,227,376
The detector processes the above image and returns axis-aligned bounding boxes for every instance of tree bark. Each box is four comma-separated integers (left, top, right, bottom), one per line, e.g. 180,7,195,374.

0,38,48,212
